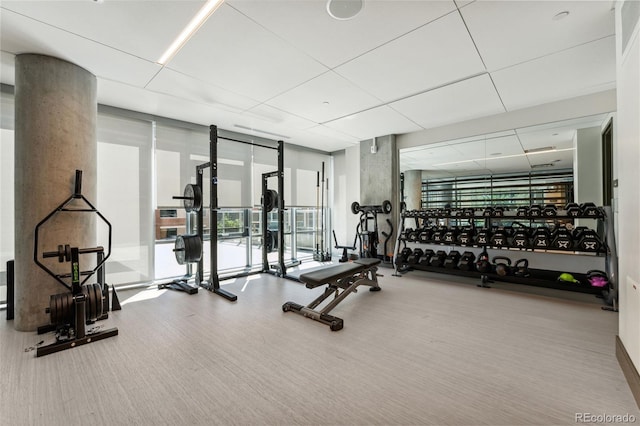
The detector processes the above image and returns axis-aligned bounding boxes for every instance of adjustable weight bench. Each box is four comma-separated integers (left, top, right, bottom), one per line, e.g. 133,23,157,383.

282,258,381,331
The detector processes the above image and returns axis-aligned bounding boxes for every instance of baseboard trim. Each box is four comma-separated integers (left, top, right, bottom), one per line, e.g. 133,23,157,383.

616,335,640,409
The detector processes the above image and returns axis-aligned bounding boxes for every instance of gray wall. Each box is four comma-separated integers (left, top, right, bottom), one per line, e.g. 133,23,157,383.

573,126,603,205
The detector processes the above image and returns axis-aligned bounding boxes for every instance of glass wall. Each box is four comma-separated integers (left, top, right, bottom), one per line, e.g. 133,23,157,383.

0,88,332,302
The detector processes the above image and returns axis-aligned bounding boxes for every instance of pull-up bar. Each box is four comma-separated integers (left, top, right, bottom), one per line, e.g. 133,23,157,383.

218,135,279,151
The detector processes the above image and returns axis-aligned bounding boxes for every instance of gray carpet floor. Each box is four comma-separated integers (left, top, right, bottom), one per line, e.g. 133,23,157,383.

1,269,638,425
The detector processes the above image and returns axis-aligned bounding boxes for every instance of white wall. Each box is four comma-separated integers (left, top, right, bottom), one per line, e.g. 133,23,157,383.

331,146,361,258
573,126,603,204
616,1,640,369
0,129,14,271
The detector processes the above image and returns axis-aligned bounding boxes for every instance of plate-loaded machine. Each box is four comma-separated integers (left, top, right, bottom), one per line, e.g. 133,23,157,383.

282,258,381,331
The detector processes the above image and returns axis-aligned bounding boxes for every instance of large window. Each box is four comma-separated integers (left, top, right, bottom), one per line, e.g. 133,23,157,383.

421,170,574,209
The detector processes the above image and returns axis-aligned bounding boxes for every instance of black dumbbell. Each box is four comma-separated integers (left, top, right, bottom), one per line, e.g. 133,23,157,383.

483,207,494,217
407,248,424,264
475,228,492,246
516,206,529,217
432,227,447,244
418,249,435,266
490,228,510,248
443,227,459,244
580,202,600,217
577,229,602,252
403,228,414,241
531,227,551,249
397,247,413,265
418,228,433,243
457,227,475,246
443,251,462,269
511,227,531,249
543,204,557,217
565,202,581,217
493,206,505,217
429,250,447,267
529,205,543,217
552,226,573,250
458,251,476,271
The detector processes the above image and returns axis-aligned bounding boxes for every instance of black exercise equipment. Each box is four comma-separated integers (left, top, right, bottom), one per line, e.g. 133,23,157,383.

352,199,393,259
513,259,531,277
418,227,434,243
516,206,529,217
333,230,357,263
458,251,476,271
565,202,581,217
408,248,424,264
6,260,14,320
475,228,491,246
492,206,505,217
493,256,512,276
580,202,600,217
172,183,202,213
443,250,461,269
263,189,279,213
543,204,557,217
490,227,510,248
528,205,542,217
531,227,551,249
475,248,491,273
442,227,459,244
33,170,119,357
432,227,447,244
457,227,475,246
282,258,382,331
397,247,413,265
551,226,573,250
482,207,493,217
173,234,203,265
429,250,447,267
418,249,435,266
511,227,531,249
576,228,602,252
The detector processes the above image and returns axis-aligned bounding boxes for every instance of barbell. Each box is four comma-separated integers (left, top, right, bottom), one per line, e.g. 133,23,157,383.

173,184,203,213
173,234,203,265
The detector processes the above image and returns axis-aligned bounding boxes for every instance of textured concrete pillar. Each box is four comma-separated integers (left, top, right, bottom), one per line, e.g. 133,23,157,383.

359,136,399,259
14,54,97,331
403,170,423,211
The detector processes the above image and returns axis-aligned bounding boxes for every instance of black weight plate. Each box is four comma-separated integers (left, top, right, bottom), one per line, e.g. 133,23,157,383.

174,235,186,265
183,184,202,213
382,200,392,214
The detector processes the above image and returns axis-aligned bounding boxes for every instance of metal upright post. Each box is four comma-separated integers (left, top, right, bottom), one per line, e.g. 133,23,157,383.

277,140,286,276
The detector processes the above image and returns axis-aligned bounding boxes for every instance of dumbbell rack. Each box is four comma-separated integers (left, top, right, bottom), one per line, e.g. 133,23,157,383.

394,204,613,296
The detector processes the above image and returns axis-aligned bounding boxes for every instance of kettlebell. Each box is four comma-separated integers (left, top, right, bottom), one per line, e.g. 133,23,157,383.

513,258,530,277
475,248,491,273
492,256,512,276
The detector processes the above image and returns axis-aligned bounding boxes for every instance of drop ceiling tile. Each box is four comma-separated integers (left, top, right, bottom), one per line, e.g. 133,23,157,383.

517,130,575,151
265,71,382,123
146,68,261,114
1,1,203,62
390,74,504,129
168,4,328,103
492,37,616,111
227,0,457,68
334,11,485,102
245,104,318,131
450,135,523,158
324,105,422,140
484,156,532,173
1,9,161,87
461,0,614,71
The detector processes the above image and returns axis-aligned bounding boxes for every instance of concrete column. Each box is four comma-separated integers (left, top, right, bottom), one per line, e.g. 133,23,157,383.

14,54,97,331
359,135,398,259
403,170,423,211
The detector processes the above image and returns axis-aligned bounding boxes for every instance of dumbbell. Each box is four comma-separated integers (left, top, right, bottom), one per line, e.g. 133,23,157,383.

429,250,447,267
492,206,505,217
432,227,447,244
418,228,434,243
475,228,492,246
407,248,424,264
531,227,551,249
577,229,602,252
443,250,462,269
418,249,435,266
402,228,414,241
462,208,475,218
529,205,543,217
565,202,581,217
458,251,476,271
516,206,529,217
551,226,573,250
482,207,494,217
396,247,413,265
580,202,600,217
490,228,510,248
511,227,531,249
543,204,557,217
457,227,475,246
492,256,512,276
443,227,459,244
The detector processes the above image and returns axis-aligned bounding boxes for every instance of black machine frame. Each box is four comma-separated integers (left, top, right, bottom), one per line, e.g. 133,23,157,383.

192,125,287,301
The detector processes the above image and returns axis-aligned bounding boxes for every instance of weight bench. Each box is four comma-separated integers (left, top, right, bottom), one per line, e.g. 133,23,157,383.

282,258,382,331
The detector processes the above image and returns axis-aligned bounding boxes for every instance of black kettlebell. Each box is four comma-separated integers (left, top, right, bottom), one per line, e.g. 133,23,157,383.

475,248,491,273
513,258,530,277
492,256,512,276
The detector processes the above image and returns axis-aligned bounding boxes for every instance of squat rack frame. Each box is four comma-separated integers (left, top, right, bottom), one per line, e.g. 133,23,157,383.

194,125,286,301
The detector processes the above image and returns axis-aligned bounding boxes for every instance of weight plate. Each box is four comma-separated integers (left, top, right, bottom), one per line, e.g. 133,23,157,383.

382,200,392,214
174,235,186,265
183,184,202,213
350,201,360,215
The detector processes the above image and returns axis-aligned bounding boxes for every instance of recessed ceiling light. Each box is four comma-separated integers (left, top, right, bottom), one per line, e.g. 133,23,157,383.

327,0,364,20
531,163,554,169
553,11,570,21
489,152,502,156
524,146,555,154
323,101,330,106
552,133,559,136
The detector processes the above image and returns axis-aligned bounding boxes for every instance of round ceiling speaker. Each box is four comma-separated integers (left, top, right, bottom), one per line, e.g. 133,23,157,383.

326,0,364,20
